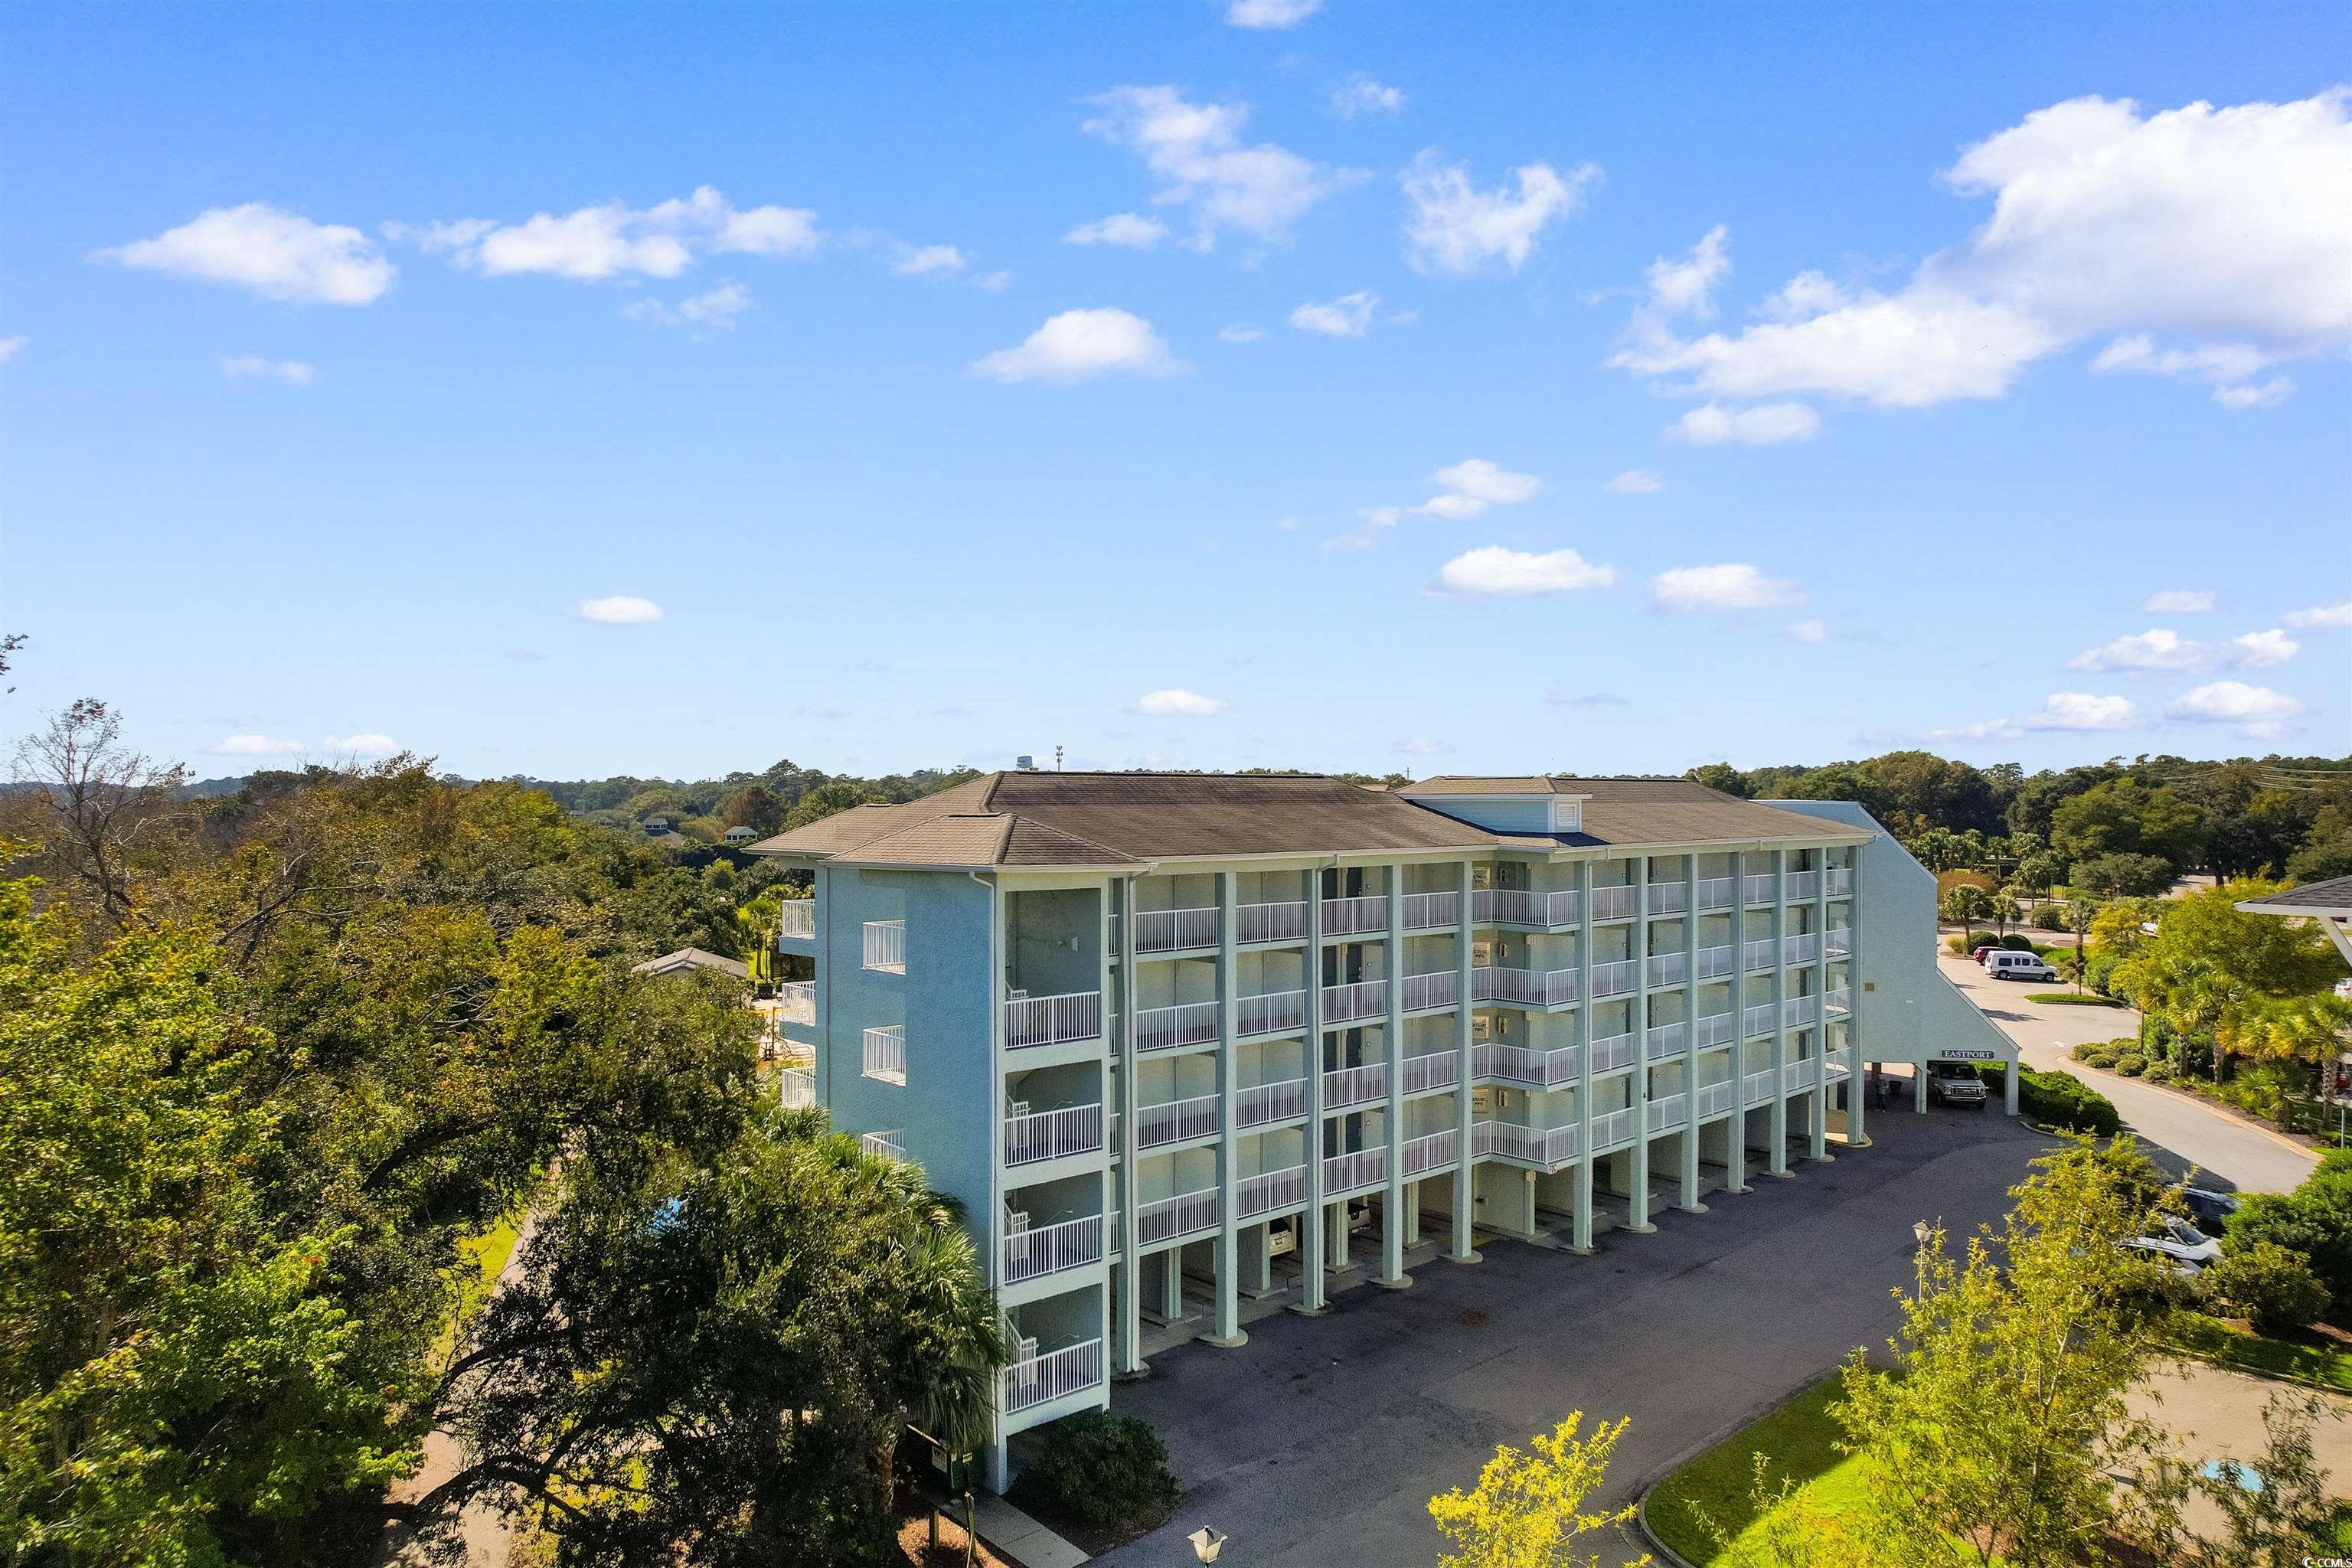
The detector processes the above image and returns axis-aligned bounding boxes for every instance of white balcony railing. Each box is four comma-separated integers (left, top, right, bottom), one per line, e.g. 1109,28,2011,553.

1003,1337,1103,1414
1472,965,1579,1008
861,1129,906,1161
1589,1031,1637,1074
1743,1001,1779,1038
1002,1214,1102,1285
1650,950,1689,988
1826,867,1854,897
1137,998,1221,1052
1472,887,1582,928
1646,1093,1687,1134
777,980,815,1025
1237,899,1309,945
1826,986,1853,1016
1235,988,1307,1037
1472,1119,1579,1169
1322,1061,1388,1109
1004,1102,1105,1166
1825,927,1854,958
1478,1040,1580,1088
1743,874,1777,906
1825,1046,1853,1078
1695,1077,1738,1119
1697,943,1736,981
1645,1021,1687,1060
1322,978,1389,1025
1400,969,1459,1011
863,919,906,973
861,1024,906,1085
1401,1050,1459,1093
1743,1068,1778,1106
1321,895,1390,937
1697,1010,1737,1050
1785,1057,1813,1093
1135,906,1219,954
1322,1146,1387,1194
1006,988,1102,1050
1743,938,1779,973
1648,881,1687,916
779,1067,815,1108
1587,1107,1635,1152
1785,870,1821,901
1783,932,1820,966
1402,1129,1459,1176
1135,1187,1220,1247
1131,1093,1219,1150
1695,877,1737,912
1589,957,1638,998
1402,890,1460,929
778,900,815,940
1785,994,1821,1029
1235,1076,1308,1127
1588,884,1637,922
1236,1164,1308,1219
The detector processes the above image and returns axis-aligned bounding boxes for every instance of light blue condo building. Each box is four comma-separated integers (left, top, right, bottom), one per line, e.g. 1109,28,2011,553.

752,770,2012,1488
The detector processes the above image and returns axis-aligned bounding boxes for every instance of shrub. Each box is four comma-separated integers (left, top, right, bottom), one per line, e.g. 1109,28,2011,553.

2030,903,2068,931
1979,1064,2122,1136
2112,1053,2147,1076
1014,1411,1180,1533
2229,1166,2352,1326
2079,1045,2119,1069
1944,934,1975,956
2069,1041,2100,1063
2143,1062,2172,1084
2004,934,2037,952
2200,1240,2334,1337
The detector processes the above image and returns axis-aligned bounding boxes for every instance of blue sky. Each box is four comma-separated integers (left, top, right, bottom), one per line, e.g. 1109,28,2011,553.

4,2,2347,782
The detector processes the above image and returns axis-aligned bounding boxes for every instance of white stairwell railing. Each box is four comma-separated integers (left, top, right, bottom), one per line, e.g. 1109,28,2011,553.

1003,1337,1103,1414
1002,1215,1102,1285
1005,989,1102,1049
1003,1102,1105,1166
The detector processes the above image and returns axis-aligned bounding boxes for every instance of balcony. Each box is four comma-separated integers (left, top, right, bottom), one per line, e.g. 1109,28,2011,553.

1647,881,1687,916
1589,1031,1637,1074
779,1067,815,1108
1234,1076,1308,1127
1472,887,1582,928
1695,877,1737,912
1401,890,1459,930
1134,905,1219,954
1697,942,1736,980
1783,932,1820,965
1003,1214,1103,1285
1743,874,1777,906
1003,1337,1104,1415
1137,998,1222,1053
1135,1187,1220,1247
778,900,815,941
1589,884,1637,922
1322,1145,1387,1195
1784,1057,1813,1093
1695,1078,1738,1119
1322,1061,1388,1110
1825,1046,1853,1078
1236,1163,1309,1218
1004,1102,1106,1166
1589,1106,1636,1151
1322,978,1389,1025
1649,949,1689,988
1237,899,1308,945
863,919,906,973
1645,1021,1687,1061
1235,988,1307,1038
1472,1119,1579,1170
861,1129,906,1161
861,1024,906,1085
1785,994,1821,1029
1645,1092,1687,1134
1131,1093,1218,1151
1400,1049,1459,1094
1697,1010,1737,1050
1006,988,1103,1050
1322,895,1390,938
1402,1128,1459,1176
1399,969,1459,1012
1826,927,1853,958
1589,957,1637,998
1826,986,1853,1018
777,980,815,1026
1477,1040,1580,1089
1743,1001,1779,1038
1743,938,1778,973
1743,1067,1777,1106
1786,870,1821,901
1472,965,1579,1008
1826,867,1854,897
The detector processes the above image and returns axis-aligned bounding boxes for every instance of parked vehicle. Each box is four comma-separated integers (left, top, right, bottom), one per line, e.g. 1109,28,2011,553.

1925,1060,1989,1108
1984,949,2060,982
2175,1186,2241,1230
2122,1236,2206,1280
1972,944,2001,964
2149,1216,2223,1264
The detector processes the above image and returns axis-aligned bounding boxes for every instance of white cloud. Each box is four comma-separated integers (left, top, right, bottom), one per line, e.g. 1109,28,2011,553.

579,595,664,625
1274,515,1302,531
976,270,1014,293
102,203,394,304
1432,545,1616,596
1413,457,1542,520
1228,0,1320,26
2214,377,2295,409
1668,402,1820,446
325,732,400,758
219,355,315,385
1332,75,1405,119
1082,86,1357,250
210,733,307,758
1401,151,1600,275
1327,505,1403,549
1643,225,1731,316
2141,589,2216,613
892,243,966,276
1217,324,1266,343
2066,626,2299,673
1930,691,2144,743
1064,213,1169,249
1129,688,1226,716
1609,91,2352,413
419,187,818,281
619,281,755,332
1651,563,1803,612
1787,619,1828,643
971,307,1182,384
0,336,25,362
1289,290,1378,337
2283,599,2352,629
2165,680,2306,737
1394,737,1449,756
1602,469,1664,495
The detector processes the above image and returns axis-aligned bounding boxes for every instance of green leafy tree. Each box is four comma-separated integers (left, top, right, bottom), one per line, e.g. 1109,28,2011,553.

782,780,881,831
1939,884,1994,946
2198,1240,2331,1335
1685,763,1751,799
2071,852,2174,898
2112,880,2342,1081
2050,778,2203,874
1426,1412,1648,1568
719,783,785,835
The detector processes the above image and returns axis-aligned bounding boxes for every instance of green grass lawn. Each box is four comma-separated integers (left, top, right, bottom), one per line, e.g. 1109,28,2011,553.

2024,991,2123,1007
2168,1313,2352,1392
1645,1377,1868,1566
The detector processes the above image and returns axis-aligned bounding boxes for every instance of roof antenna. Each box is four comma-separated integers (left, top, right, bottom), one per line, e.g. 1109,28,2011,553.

1055,746,1064,771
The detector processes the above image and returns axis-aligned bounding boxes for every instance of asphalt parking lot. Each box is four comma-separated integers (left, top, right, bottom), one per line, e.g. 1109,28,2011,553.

1099,1104,2053,1568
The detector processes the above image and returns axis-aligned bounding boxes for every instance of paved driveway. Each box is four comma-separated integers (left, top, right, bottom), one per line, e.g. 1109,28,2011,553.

1099,1109,2051,1568
1939,952,2319,1195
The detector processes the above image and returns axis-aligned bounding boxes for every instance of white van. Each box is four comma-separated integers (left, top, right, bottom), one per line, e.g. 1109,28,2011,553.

1984,949,2060,983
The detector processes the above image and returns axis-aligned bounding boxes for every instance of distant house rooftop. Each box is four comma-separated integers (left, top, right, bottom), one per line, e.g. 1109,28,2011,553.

629,947,749,980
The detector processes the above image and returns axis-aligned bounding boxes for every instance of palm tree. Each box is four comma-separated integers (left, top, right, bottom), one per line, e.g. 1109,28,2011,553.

1941,884,1994,947
1990,894,2023,939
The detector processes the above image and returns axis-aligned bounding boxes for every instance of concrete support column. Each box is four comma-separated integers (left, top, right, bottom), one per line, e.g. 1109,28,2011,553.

1571,1158,1594,1253
1915,1065,1929,1114
1158,1250,1183,1318
1849,1057,1869,1145
1725,1106,1750,1194
1767,851,1792,1178
1245,1224,1272,1292
1573,859,1596,1253
1451,858,1478,1263
1626,858,1655,1233
1809,851,1831,1164
1294,877,1328,1316
2004,1065,2020,1116
1114,875,1145,1374
1377,868,1410,1289
1328,1202,1350,1268
1204,873,1246,1348
1679,852,1705,1212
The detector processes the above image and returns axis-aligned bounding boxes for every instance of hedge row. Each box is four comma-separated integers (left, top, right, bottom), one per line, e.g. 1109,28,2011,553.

1973,1063,2122,1136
